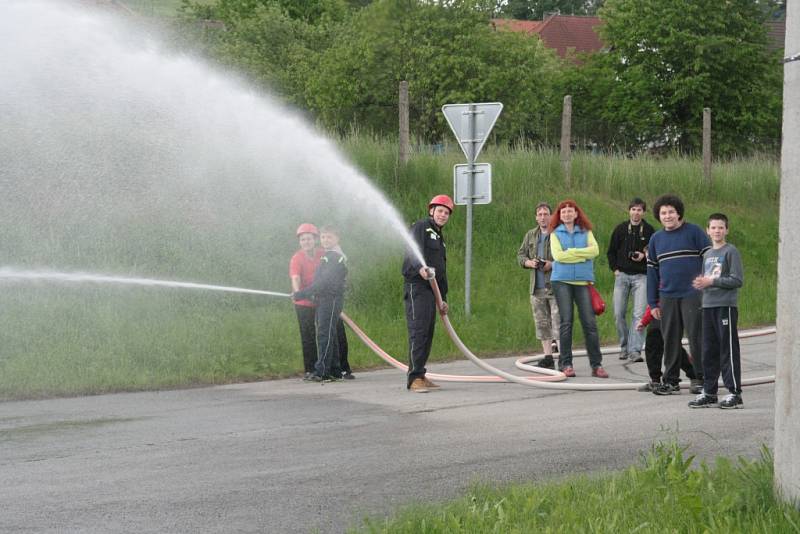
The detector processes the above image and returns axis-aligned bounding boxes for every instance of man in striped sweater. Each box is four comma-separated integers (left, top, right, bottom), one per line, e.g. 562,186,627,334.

646,194,711,395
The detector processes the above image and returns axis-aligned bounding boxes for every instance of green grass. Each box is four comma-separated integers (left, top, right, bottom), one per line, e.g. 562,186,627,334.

353,443,800,533
344,140,778,348
0,138,779,398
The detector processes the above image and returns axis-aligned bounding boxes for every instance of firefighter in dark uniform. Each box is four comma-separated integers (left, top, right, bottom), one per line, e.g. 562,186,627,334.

402,194,453,393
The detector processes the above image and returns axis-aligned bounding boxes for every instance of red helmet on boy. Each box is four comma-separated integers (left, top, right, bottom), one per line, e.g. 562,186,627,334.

295,223,319,237
428,194,455,213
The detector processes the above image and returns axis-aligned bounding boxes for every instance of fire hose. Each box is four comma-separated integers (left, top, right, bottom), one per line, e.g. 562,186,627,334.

0,267,775,391
341,276,776,391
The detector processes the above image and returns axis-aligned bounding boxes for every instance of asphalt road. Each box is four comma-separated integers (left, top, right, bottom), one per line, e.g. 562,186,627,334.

0,332,776,533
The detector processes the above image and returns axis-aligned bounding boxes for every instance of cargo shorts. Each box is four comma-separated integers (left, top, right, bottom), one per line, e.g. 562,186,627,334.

530,288,559,341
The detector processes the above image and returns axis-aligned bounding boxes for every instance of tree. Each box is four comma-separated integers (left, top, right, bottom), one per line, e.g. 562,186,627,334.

585,0,782,155
305,0,563,142
501,0,603,21
180,0,350,109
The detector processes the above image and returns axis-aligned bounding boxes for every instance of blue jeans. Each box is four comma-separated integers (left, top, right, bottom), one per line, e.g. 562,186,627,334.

552,281,603,369
612,272,647,355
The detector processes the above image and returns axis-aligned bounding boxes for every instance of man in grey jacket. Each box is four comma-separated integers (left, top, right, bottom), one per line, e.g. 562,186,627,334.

517,202,559,369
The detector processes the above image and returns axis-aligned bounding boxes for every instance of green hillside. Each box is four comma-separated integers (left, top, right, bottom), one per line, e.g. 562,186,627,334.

342,139,778,363
0,139,779,398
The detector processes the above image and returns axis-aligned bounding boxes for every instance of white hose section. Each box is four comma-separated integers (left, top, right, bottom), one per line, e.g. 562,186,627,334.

514,327,778,385
428,278,776,391
439,313,636,391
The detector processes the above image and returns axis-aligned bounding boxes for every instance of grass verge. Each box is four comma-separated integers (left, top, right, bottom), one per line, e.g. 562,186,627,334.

353,444,800,533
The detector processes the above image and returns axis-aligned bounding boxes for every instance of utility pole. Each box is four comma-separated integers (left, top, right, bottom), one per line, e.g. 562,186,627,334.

775,1,800,506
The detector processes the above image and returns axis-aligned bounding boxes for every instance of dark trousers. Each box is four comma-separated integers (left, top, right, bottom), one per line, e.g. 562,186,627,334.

552,282,603,369
337,319,351,374
659,294,703,385
702,307,741,395
295,304,317,374
644,320,696,383
314,295,343,378
404,282,436,387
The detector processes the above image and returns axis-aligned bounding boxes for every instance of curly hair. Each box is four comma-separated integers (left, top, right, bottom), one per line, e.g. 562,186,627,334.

653,194,684,222
548,199,593,233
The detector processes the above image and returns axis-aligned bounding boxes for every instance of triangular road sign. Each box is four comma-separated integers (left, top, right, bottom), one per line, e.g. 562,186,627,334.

442,102,503,162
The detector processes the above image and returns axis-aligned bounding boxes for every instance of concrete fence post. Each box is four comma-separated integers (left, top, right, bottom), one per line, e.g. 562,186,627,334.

561,95,572,187
703,107,712,183
399,81,410,164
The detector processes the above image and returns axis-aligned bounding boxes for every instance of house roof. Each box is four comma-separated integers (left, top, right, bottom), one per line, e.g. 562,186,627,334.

495,15,786,59
491,18,543,35
492,15,604,60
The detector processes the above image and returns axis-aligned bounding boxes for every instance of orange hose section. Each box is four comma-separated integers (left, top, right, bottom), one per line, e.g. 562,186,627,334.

339,311,565,383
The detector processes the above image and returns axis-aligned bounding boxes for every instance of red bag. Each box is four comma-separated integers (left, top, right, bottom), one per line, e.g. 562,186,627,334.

588,284,605,315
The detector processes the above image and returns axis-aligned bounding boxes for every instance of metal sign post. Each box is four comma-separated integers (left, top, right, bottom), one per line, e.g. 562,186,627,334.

442,102,502,316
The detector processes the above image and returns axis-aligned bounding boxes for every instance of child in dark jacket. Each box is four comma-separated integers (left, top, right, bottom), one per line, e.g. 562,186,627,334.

293,226,347,382
637,305,696,391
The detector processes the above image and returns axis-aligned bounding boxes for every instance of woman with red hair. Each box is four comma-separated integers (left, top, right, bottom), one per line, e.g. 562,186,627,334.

548,200,608,378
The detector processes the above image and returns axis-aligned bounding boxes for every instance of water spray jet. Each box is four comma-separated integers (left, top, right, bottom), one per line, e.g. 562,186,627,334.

0,2,775,395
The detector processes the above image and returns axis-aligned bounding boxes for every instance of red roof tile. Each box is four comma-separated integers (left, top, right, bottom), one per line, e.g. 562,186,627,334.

491,18,543,34
492,15,603,61
537,15,603,58
495,15,784,59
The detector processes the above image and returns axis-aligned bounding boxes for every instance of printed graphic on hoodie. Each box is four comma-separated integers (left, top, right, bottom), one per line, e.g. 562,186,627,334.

704,256,723,279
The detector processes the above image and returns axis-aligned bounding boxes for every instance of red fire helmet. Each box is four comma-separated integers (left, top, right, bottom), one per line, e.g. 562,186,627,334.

295,223,319,237
428,194,454,213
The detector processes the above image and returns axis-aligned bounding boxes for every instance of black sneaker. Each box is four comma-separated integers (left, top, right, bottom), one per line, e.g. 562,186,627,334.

688,393,718,408
689,379,704,395
618,352,629,360
539,356,555,369
629,353,644,363
551,340,559,354
343,372,355,380
652,382,680,396
719,393,743,409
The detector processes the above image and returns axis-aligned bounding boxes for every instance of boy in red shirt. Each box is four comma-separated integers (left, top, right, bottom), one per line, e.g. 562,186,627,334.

289,223,323,379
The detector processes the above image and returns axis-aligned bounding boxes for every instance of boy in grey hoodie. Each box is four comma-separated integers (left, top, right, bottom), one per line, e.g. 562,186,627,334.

688,213,745,409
